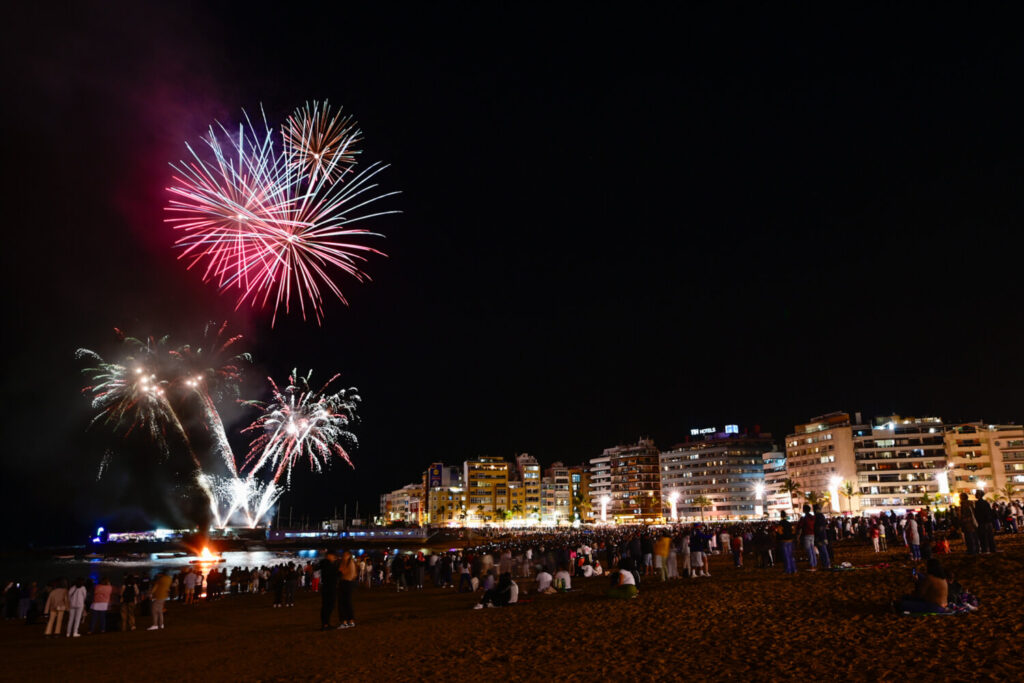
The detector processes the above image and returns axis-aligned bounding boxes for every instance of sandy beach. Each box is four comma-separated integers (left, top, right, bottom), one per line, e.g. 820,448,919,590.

4,536,1024,682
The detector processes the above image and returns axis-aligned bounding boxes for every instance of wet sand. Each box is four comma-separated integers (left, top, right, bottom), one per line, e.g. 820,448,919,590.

5,535,1024,682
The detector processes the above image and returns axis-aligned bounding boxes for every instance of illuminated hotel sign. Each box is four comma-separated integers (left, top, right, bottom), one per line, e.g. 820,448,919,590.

690,425,740,436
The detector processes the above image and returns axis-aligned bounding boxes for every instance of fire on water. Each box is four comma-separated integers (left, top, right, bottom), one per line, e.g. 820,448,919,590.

189,546,226,564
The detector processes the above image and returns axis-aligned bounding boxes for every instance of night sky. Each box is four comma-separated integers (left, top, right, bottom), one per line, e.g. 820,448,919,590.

3,4,1023,546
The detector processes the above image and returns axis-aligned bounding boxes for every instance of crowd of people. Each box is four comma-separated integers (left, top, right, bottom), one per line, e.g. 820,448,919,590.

4,491,1019,633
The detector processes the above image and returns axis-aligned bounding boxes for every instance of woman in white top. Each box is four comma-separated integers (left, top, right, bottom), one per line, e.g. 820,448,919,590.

607,559,638,600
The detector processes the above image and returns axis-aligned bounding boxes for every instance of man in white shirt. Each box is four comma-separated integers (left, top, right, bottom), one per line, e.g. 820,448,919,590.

535,570,553,593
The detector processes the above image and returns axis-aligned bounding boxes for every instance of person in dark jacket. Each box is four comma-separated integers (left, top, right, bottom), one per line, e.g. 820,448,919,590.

974,491,996,553
319,551,339,630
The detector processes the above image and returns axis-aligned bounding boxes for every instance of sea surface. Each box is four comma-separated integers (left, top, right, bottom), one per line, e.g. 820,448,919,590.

4,549,328,585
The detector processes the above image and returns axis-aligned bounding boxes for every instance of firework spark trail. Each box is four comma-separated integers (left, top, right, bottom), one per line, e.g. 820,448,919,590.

169,321,251,475
198,474,283,529
242,370,359,489
166,102,399,325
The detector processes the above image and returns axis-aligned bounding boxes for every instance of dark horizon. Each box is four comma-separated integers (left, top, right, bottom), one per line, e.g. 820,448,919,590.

3,3,1023,547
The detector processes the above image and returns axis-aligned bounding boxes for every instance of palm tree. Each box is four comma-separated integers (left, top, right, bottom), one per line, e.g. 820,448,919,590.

458,509,468,524
572,492,592,522
495,507,506,525
475,504,486,521
693,495,712,522
511,503,523,519
993,482,1018,503
780,478,801,511
839,481,859,514
806,491,829,508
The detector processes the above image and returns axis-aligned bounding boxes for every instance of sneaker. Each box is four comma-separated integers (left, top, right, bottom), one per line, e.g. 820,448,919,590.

473,604,484,610
73,633,81,637
147,626,159,631
336,623,350,629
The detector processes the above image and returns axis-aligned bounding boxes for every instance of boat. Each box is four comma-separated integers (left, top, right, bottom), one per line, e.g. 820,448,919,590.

53,555,75,560
188,557,226,564
156,552,187,559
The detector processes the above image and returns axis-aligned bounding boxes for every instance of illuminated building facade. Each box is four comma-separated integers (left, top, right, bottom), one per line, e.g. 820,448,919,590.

762,450,792,517
463,455,509,523
785,412,861,514
855,415,946,513
944,422,1024,494
606,439,662,522
660,428,772,520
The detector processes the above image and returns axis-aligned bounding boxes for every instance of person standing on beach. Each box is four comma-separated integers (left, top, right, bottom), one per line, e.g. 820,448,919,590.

43,579,68,637
797,505,818,571
67,578,86,637
337,550,357,629
319,550,340,630
974,491,996,554
120,574,138,631
89,577,112,634
779,512,797,574
813,505,831,569
958,492,980,555
148,571,171,630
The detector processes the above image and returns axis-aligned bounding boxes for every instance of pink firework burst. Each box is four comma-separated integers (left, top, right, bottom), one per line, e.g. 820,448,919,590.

165,105,398,325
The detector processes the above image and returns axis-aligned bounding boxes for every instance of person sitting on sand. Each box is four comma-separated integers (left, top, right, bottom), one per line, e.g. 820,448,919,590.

536,569,554,594
592,560,604,576
894,558,948,614
607,558,638,600
553,566,572,592
473,573,514,609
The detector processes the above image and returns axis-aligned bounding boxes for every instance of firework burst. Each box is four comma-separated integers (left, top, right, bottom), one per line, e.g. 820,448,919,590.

242,370,360,487
283,100,361,184
76,340,186,460
166,103,399,325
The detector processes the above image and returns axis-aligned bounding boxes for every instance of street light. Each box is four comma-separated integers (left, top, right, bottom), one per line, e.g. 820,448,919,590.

829,475,843,515
668,491,680,522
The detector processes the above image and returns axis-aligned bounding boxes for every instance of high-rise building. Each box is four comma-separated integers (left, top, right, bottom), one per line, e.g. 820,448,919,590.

660,429,772,521
855,415,945,513
463,455,509,523
587,454,612,521
997,436,1024,492
424,463,464,525
514,453,543,519
605,439,662,522
944,422,1024,494
567,464,592,522
542,462,572,524
762,450,792,517
785,412,861,514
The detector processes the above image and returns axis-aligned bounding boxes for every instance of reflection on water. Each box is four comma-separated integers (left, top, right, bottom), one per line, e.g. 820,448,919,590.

6,550,324,585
